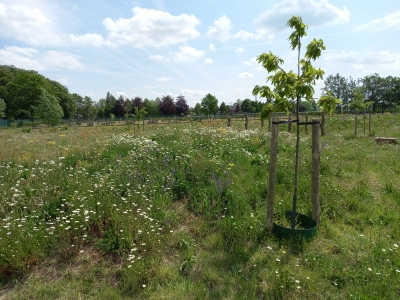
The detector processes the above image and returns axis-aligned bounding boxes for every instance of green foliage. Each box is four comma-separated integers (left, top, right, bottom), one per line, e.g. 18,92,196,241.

318,91,342,114
200,93,219,116
34,88,64,126
0,98,5,118
219,102,228,114
253,16,325,112
194,103,201,115
259,103,275,120
143,98,160,116
349,88,373,112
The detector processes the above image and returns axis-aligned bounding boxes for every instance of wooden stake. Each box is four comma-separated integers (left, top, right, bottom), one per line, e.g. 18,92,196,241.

321,111,325,136
369,111,372,134
355,112,358,136
268,116,271,132
288,112,292,133
267,118,279,231
305,114,308,134
311,119,321,224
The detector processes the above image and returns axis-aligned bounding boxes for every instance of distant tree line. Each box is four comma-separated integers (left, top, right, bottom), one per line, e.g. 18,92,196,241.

321,73,400,114
9,65,394,126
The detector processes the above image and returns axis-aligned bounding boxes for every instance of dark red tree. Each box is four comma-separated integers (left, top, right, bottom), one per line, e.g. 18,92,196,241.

113,95,127,117
159,95,175,115
175,95,189,116
131,96,144,113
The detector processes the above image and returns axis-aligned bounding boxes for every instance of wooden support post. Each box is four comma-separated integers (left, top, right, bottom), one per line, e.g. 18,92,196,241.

268,116,271,132
288,112,292,133
355,112,358,136
261,118,264,129
369,111,372,135
321,111,325,136
245,114,248,130
267,118,279,232
305,114,308,134
311,118,321,224
363,112,366,134
227,117,231,128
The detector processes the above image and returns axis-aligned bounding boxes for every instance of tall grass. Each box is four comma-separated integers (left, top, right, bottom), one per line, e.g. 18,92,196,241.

0,114,400,299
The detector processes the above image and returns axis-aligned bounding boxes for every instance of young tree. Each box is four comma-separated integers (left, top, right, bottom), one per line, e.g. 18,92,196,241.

253,16,326,228
348,88,372,112
200,93,218,119
318,91,341,114
35,89,64,126
175,95,189,116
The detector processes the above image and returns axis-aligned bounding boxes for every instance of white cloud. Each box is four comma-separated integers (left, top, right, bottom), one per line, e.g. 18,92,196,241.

4,46,39,57
238,72,254,78
42,51,83,69
206,15,232,42
0,46,82,70
57,78,71,85
323,50,400,66
149,55,171,62
234,30,254,41
174,46,204,62
209,43,216,51
180,89,206,96
70,33,104,47
0,3,67,46
204,58,214,64
0,46,43,70
254,0,350,38
114,92,128,99
103,7,201,48
242,57,258,66
235,48,245,53
157,77,173,82
355,10,400,31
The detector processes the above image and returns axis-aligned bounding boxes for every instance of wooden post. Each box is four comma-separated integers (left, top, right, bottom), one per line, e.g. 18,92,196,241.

363,112,366,134
369,111,372,135
245,114,248,130
311,118,321,224
268,116,271,132
227,116,231,128
354,112,358,136
143,119,145,132
261,118,264,129
305,114,308,134
288,112,292,133
321,111,326,136
267,118,279,232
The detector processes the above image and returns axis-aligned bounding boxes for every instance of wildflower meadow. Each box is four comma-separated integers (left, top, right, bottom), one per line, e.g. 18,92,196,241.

1,114,400,299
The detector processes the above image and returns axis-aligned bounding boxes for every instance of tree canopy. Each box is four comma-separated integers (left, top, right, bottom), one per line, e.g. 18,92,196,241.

200,93,219,116
34,89,64,126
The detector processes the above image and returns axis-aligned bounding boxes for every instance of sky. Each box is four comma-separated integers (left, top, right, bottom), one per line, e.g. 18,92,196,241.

0,0,399,107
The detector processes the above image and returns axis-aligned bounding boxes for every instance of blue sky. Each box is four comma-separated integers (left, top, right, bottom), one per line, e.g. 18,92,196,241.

0,0,399,107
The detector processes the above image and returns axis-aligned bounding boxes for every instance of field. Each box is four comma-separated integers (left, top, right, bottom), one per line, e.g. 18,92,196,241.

0,114,399,299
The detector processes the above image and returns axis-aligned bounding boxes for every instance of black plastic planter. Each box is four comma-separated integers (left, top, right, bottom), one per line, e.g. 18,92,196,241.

273,211,318,240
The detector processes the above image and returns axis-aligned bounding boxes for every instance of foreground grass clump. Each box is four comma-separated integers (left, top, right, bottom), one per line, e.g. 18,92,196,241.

0,114,400,299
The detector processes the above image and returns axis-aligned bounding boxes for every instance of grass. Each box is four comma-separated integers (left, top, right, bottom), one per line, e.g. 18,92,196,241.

0,113,400,299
